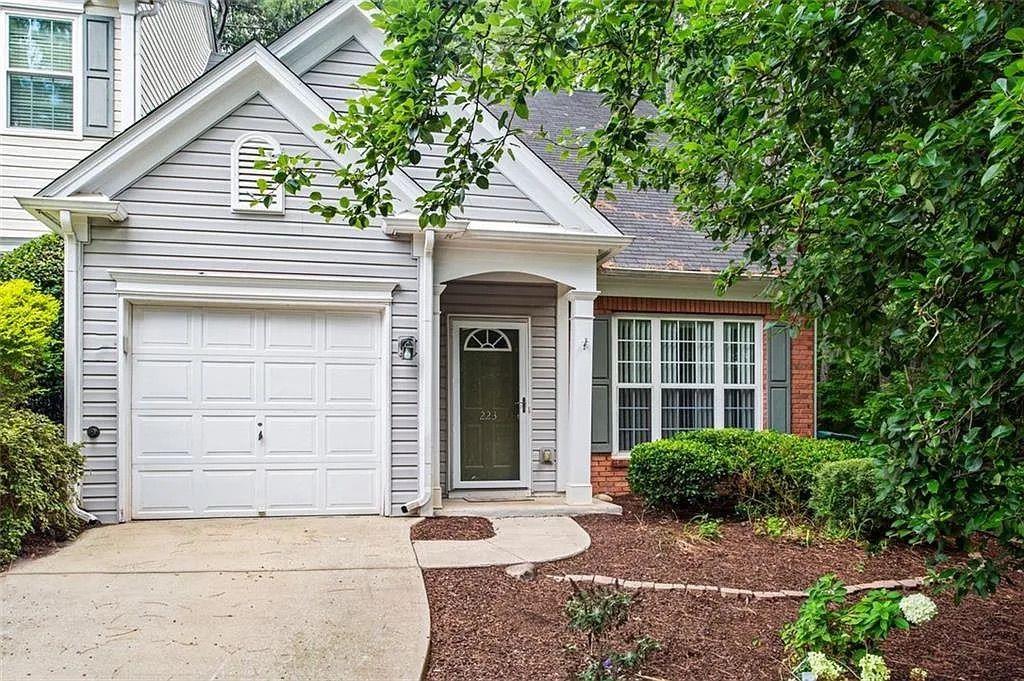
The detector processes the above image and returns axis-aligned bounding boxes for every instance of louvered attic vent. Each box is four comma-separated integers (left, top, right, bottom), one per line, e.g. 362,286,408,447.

231,133,284,214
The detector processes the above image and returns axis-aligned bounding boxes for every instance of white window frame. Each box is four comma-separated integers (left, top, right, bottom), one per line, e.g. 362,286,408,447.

0,8,83,139
231,132,285,214
610,314,764,456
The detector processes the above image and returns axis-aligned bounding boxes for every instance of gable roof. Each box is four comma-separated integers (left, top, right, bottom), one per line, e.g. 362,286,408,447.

38,41,425,210
516,91,750,274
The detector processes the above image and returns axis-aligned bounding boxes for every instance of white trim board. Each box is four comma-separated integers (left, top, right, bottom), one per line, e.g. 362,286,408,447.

109,270,396,521
37,41,424,208
448,316,532,491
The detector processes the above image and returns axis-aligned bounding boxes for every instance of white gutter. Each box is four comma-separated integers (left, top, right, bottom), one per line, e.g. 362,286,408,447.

135,0,167,20
401,229,436,514
59,210,98,524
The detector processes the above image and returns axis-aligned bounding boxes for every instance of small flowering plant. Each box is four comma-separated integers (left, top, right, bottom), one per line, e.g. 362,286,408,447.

565,584,661,681
784,575,939,680
899,593,938,625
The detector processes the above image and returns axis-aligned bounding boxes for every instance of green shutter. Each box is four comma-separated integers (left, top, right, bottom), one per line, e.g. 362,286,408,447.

83,16,114,136
766,324,791,433
591,316,612,452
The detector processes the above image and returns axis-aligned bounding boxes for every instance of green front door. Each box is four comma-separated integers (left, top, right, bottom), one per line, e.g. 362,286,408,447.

458,327,522,483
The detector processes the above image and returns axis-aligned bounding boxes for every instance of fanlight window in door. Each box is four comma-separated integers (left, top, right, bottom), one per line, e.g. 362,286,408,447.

463,328,512,352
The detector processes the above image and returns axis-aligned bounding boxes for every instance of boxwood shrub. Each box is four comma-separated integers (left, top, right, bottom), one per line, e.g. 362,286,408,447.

810,457,891,538
626,438,733,509
0,407,83,564
674,429,867,515
628,429,868,515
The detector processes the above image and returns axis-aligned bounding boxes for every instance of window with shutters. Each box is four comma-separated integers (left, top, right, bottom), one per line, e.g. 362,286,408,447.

612,316,763,454
231,133,284,214
3,13,78,133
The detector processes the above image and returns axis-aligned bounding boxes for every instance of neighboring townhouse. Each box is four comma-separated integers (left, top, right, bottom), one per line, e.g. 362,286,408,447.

0,0,214,250
18,0,816,523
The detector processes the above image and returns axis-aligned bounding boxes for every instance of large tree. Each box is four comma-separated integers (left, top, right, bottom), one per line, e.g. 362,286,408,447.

273,0,1024,594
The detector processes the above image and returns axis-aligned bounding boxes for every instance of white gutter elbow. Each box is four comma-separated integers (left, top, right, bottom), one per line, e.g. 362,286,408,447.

135,0,167,20
401,229,436,515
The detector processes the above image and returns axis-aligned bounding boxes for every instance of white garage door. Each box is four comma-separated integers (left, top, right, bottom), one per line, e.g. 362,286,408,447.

130,305,384,519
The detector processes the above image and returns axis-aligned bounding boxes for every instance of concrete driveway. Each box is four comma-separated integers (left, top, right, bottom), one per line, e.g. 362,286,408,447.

1,517,429,680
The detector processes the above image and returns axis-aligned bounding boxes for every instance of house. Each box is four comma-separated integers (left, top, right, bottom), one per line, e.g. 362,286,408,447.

17,0,816,523
0,0,214,251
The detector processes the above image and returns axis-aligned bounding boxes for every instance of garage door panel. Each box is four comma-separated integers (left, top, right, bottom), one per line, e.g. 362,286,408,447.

131,305,384,519
200,416,257,459
133,470,196,516
266,468,319,511
326,415,376,458
133,360,192,403
133,415,193,459
201,310,256,349
134,308,191,348
201,361,256,402
263,415,317,457
265,312,316,351
326,312,378,353
325,362,377,406
199,469,259,513
265,362,317,402
325,469,379,512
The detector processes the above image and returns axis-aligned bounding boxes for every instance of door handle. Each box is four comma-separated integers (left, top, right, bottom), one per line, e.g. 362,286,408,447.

257,422,263,441
520,397,527,413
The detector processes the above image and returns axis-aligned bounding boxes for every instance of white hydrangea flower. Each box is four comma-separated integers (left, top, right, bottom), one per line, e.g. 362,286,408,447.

806,652,843,681
859,654,891,681
899,593,938,625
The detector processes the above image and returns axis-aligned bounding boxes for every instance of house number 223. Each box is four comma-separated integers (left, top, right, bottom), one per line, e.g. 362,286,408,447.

479,410,499,421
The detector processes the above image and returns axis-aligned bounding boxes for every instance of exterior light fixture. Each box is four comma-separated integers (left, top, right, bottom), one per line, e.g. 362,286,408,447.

399,337,417,361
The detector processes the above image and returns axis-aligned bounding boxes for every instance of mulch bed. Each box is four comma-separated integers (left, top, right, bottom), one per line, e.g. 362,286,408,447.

411,516,495,541
423,497,1024,680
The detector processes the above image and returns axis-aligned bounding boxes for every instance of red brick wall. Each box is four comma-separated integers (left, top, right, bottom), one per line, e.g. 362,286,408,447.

591,296,816,496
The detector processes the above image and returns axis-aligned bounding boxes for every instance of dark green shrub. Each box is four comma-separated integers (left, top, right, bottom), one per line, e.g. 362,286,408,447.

0,236,64,422
626,438,733,509
810,458,891,539
675,429,866,515
0,407,83,564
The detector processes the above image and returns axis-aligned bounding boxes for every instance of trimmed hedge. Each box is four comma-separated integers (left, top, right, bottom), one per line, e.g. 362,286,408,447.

628,429,868,516
0,407,83,564
810,457,890,538
627,439,733,509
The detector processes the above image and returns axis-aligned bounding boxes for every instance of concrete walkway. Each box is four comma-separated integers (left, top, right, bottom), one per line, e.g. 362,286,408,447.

414,516,591,568
2,517,430,681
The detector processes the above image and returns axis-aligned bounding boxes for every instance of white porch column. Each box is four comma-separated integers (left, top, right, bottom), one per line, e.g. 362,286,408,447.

565,290,599,505
431,283,446,509
555,285,570,491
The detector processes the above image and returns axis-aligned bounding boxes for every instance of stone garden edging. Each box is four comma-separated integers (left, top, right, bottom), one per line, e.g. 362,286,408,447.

547,574,927,600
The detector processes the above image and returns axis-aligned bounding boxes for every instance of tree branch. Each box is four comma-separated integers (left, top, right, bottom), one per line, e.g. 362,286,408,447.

877,0,948,33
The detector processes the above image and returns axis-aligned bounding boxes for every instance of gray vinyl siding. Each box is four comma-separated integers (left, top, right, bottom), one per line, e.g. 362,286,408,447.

300,40,558,225
138,0,212,115
78,95,420,520
438,281,558,494
1,12,124,248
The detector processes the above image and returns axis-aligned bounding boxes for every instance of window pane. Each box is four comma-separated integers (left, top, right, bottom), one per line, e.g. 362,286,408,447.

662,388,714,436
9,17,73,72
8,73,73,130
618,388,651,451
662,320,713,384
617,319,651,384
724,388,756,429
723,321,756,385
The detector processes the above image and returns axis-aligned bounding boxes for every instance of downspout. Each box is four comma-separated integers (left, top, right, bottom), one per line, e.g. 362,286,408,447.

60,210,98,524
401,229,435,514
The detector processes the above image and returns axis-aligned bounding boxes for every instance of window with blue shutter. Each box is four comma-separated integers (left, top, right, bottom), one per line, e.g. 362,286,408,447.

83,15,114,136
6,16,74,131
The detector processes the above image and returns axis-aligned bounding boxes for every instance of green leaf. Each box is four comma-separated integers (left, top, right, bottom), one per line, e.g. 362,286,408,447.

981,163,1003,186
1006,27,1024,42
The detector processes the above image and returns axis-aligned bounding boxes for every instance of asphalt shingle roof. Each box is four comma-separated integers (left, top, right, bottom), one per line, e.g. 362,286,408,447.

517,91,748,274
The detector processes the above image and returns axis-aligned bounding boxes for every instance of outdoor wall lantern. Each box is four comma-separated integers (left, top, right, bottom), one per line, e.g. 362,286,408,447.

399,336,418,361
